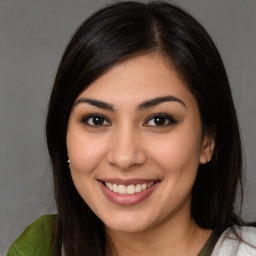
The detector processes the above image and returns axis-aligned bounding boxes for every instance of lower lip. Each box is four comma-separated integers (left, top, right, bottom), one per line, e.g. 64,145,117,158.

99,181,159,206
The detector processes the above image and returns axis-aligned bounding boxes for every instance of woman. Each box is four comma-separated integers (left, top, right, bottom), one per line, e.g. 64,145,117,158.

7,1,256,256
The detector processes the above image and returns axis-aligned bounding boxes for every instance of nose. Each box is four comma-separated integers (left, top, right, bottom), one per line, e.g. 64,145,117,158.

106,125,147,170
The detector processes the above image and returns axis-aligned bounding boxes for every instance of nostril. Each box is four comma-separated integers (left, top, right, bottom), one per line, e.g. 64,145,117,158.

106,146,147,170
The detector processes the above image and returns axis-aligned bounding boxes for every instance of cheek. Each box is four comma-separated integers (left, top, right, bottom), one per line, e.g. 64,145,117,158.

66,129,107,176
147,126,202,174
66,130,107,209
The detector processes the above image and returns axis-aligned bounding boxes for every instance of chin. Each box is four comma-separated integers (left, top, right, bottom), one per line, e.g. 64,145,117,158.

102,213,157,234
106,223,149,234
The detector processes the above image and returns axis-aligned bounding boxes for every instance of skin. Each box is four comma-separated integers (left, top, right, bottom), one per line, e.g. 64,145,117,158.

66,52,215,256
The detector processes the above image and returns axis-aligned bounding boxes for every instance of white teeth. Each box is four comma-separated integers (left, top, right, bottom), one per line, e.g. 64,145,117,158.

142,183,147,190
106,182,113,191
148,182,154,188
127,185,135,195
113,184,118,193
118,185,126,194
135,184,142,193
105,181,155,195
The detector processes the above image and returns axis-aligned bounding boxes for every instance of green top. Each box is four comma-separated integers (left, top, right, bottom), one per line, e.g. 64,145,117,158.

6,215,56,256
7,215,214,256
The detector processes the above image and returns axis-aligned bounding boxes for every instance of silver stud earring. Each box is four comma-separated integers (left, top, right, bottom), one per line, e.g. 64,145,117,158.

67,155,70,167
206,158,211,163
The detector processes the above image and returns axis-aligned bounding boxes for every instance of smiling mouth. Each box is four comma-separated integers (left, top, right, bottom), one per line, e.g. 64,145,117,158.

102,181,159,195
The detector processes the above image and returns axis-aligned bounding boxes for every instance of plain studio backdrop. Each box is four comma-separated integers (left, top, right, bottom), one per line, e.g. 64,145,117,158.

0,0,255,254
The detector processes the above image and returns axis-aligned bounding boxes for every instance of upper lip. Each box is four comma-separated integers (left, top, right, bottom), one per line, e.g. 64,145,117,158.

98,178,160,186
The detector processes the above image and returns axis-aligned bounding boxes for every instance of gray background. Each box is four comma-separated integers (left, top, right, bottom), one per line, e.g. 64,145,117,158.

0,0,255,254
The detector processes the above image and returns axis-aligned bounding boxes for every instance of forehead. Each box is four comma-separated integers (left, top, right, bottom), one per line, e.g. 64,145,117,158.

76,53,197,109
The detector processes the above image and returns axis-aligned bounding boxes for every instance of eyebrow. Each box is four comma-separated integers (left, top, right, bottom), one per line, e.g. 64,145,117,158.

74,95,186,112
137,96,186,110
74,98,115,111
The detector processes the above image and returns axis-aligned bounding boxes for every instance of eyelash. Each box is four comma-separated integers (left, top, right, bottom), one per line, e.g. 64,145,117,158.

81,114,111,127
144,113,177,127
80,113,177,127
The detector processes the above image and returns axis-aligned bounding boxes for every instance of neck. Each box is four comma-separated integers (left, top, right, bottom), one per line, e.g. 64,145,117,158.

105,214,212,256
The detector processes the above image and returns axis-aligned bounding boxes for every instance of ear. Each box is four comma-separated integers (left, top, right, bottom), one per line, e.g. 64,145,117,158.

199,131,215,164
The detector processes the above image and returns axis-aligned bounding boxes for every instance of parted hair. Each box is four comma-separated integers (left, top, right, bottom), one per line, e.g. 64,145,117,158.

46,1,243,255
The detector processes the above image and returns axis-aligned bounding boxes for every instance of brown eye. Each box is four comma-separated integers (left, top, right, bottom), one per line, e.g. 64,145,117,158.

153,117,168,126
145,114,177,127
91,116,105,125
82,114,111,126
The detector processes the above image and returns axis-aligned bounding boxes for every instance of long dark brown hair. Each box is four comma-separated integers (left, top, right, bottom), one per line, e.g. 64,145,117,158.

46,1,243,255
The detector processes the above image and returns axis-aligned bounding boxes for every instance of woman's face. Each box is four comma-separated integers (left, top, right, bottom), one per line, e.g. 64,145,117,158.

66,53,213,233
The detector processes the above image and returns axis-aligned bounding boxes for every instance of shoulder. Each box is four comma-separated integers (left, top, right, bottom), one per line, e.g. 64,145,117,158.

6,214,57,256
212,225,256,256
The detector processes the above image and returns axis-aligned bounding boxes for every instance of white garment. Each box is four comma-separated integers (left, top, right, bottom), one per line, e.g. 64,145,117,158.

211,225,256,255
